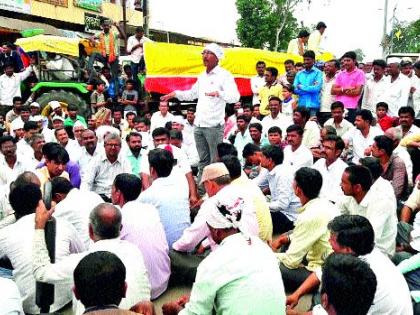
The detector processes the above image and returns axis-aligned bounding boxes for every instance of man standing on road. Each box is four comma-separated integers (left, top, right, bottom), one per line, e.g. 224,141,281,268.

160,43,240,179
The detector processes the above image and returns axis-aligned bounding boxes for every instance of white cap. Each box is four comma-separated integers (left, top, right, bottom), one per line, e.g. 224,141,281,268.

172,115,185,125
52,115,64,122
30,102,40,108
49,101,61,110
203,43,224,60
11,118,24,131
387,57,401,65
73,120,87,129
30,115,43,122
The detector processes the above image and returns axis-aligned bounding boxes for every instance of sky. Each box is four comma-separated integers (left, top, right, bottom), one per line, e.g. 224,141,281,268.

148,0,420,60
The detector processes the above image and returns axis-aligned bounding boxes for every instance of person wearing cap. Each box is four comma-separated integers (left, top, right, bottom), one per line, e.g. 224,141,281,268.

127,26,152,81
30,114,55,143
87,20,125,97
160,43,240,180
172,162,258,253
48,100,66,120
383,57,411,117
29,102,40,117
10,118,24,140
163,184,285,315
331,52,364,122
308,22,327,56
401,59,414,78
150,101,174,133
51,115,65,131
287,29,310,56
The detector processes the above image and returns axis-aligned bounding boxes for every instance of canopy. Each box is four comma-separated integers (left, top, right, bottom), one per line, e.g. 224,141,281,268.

144,42,334,96
15,35,82,57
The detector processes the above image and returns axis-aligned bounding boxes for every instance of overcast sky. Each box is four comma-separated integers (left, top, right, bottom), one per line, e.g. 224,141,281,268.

149,0,419,60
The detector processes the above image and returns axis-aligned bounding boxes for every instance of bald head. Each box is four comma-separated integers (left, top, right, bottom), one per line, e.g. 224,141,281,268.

89,203,122,240
13,171,41,188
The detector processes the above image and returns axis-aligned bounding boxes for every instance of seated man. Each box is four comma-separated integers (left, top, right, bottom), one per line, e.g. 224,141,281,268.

287,215,412,315
283,124,314,172
112,173,170,299
339,164,397,257
0,183,84,314
33,203,151,314
74,251,155,315
162,192,286,315
138,148,191,247
260,145,300,234
272,167,337,292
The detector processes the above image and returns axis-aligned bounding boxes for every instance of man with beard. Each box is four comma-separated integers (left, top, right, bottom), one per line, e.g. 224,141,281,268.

79,129,102,181
125,132,143,176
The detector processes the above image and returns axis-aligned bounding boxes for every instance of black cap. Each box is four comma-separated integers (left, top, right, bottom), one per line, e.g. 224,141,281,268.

316,22,327,30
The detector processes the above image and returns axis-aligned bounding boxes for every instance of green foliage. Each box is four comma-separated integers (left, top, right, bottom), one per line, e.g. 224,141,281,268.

236,0,300,51
353,48,365,62
387,19,420,53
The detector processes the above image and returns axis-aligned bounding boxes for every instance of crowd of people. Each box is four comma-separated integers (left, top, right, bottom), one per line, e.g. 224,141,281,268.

0,19,420,315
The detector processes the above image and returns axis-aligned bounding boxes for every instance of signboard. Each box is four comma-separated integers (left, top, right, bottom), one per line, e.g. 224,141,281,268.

0,0,31,13
35,0,68,7
74,0,102,12
84,13,105,33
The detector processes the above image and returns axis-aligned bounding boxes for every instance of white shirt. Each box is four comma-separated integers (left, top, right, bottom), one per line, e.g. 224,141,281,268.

181,131,199,167
0,214,84,314
324,118,354,138
412,74,420,116
342,126,383,164
393,145,413,187
150,111,174,133
53,188,104,248
120,201,170,300
362,75,390,114
82,151,132,197
41,127,56,143
179,233,286,315
303,120,321,149
283,144,313,172
338,178,398,256
0,278,24,315
127,35,151,63
78,145,104,181
384,74,411,116
175,65,240,127
313,248,413,315
173,185,259,252
396,124,420,139
63,139,82,162
0,67,33,106
250,74,265,105
32,232,151,315
261,113,293,136
45,56,75,81
16,138,33,157
319,73,336,112
0,154,33,187
312,158,347,204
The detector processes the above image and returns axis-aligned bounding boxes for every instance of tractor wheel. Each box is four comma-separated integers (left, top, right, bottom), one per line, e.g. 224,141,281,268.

36,89,89,117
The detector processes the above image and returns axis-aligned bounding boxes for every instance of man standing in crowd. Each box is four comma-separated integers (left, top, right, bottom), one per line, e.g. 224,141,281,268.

127,26,151,79
293,50,323,116
308,22,327,55
250,61,266,106
258,67,282,116
318,59,339,125
361,59,389,115
332,51,365,123
384,57,411,117
160,43,240,180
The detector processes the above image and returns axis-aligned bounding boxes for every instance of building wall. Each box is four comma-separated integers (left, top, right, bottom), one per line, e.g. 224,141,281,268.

29,1,143,27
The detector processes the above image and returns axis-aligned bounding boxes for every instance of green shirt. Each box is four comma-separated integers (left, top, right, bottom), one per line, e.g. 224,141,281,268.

126,150,142,177
64,115,87,128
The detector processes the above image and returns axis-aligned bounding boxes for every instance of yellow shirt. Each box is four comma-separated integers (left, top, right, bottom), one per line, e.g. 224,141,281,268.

36,166,69,194
276,198,337,271
308,30,322,55
258,84,283,116
231,175,273,242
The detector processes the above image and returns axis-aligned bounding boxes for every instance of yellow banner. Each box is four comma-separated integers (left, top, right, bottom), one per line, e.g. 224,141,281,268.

16,35,81,57
144,42,334,78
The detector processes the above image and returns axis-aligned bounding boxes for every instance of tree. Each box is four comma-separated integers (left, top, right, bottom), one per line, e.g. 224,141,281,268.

353,48,365,62
236,0,302,51
386,19,420,53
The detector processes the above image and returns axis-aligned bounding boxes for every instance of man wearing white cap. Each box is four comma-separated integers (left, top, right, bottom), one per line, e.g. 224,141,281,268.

49,100,66,120
163,183,285,314
383,57,411,117
160,43,240,179
29,102,41,117
10,118,24,139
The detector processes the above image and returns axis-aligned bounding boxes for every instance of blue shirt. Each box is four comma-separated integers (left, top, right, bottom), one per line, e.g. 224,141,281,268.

293,67,323,109
138,174,191,247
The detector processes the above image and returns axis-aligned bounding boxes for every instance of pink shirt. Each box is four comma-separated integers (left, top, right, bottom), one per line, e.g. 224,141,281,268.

335,68,366,109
